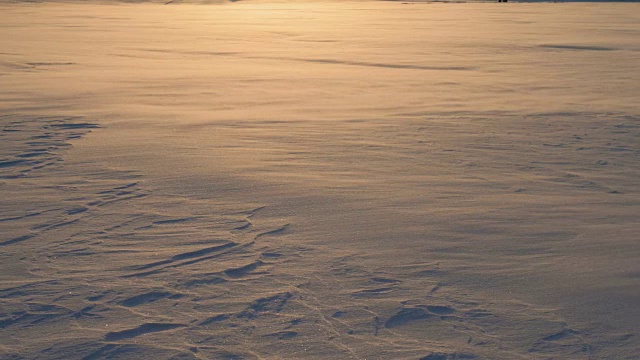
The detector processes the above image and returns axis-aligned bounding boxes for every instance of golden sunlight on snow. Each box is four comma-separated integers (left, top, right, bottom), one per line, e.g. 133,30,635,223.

1,2,639,359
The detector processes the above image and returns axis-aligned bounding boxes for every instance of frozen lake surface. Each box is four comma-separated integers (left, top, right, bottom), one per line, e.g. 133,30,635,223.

1,2,639,359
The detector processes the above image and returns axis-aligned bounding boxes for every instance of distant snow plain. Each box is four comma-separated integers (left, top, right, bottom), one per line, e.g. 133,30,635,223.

1,1,639,359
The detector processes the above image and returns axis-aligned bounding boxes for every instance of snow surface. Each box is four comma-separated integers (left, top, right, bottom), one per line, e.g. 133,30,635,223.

1,2,639,359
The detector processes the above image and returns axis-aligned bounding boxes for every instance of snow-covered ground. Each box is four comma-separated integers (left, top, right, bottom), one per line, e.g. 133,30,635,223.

1,2,639,359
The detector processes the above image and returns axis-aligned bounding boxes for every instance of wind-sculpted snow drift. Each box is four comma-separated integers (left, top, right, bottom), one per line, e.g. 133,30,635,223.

1,2,639,359
4,112,637,359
